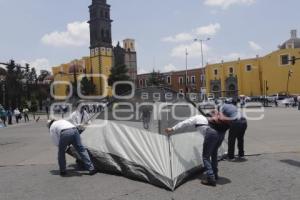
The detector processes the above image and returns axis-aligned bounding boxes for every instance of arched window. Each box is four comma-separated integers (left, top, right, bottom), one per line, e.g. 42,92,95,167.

212,85,219,92
229,84,236,91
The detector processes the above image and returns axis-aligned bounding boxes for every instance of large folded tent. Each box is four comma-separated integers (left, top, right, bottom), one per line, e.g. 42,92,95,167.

69,87,226,190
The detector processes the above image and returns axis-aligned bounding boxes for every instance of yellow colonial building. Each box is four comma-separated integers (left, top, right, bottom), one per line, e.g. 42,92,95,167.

206,30,300,98
52,0,113,99
52,57,90,98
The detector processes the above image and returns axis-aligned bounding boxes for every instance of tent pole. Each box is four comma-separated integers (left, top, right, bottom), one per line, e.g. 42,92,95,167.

168,136,174,190
162,87,174,190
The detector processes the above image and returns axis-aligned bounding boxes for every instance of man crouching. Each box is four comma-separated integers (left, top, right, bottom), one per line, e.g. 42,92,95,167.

47,119,97,176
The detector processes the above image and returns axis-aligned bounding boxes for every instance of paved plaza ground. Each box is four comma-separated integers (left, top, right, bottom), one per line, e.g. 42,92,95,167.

0,107,299,200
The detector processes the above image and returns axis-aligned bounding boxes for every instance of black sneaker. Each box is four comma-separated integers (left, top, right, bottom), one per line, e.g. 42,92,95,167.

226,156,235,161
88,169,98,176
201,177,216,186
60,171,67,176
215,174,219,180
237,156,247,161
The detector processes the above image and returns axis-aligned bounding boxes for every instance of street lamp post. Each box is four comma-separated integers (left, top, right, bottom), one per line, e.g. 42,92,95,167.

286,69,293,95
185,48,188,95
194,38,211,68
194,38,211,100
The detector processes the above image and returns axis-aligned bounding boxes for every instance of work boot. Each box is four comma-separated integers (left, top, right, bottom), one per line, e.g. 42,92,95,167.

215,174,219,180
201,177,216,186
88,169,98,176
60,171,67,177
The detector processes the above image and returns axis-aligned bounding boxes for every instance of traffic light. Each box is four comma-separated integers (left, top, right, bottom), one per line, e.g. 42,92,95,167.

25,63,30,72
291,56,296,65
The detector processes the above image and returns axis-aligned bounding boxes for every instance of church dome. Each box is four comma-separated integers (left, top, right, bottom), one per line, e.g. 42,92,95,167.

44,75,54,81
68,64,83,74
280,30,300,49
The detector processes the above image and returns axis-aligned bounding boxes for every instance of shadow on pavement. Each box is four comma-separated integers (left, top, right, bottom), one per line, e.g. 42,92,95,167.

280,159,300,168
50,169,85,177
232,158,248,163
196,174,231,186
217,177,232,185
68,163,86,171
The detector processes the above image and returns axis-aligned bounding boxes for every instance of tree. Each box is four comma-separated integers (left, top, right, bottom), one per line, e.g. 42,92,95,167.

5,62,24,108
147,70,165,87
108,42,134,96
81,77,96,95
108,64,130,95
30,97,38,120
26,68,38,84
37,70,50,83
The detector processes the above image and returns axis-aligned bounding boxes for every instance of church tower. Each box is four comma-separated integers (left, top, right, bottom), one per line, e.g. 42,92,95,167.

88,0,113,96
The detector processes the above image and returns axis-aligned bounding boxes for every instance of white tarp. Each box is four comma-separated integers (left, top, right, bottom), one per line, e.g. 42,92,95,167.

74,119,211,190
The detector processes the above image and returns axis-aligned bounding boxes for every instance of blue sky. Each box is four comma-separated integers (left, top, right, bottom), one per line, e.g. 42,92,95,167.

0,0,299,74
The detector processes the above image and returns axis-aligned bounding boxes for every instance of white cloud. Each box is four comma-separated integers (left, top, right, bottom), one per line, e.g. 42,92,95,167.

249,41,262,51
222,52,245,60
112,40,123,47
162,33,194,43
162,23,220,43
196,23,221,36
171,42,210,58
204,0,256,9
20,58,51,73
207,52,256,63
164,64,177,72
138,68,150,74
41,21,89,47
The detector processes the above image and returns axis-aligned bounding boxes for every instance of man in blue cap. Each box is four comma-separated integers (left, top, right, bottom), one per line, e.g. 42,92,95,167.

165,104,237,186
226,104,248,160
200,104,238,185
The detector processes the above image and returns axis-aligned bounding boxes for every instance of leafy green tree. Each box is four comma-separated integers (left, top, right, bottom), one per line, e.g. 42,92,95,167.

27,68,38,84
5,62,24,108
147,70,165,87
30,97,38,120
108,64,131,95
81,77,96,95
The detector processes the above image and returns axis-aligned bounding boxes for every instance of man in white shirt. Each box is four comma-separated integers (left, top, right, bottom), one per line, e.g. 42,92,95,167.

165,104,235,186
47,119,97,176
68,106,91,133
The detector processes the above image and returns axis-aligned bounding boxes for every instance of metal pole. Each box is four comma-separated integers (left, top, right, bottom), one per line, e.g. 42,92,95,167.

185,49,188,95
200,40,204,68
286,70,291,95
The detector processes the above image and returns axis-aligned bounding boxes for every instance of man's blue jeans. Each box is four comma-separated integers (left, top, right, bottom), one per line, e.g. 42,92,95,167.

202,127,225,178
58,128,94,172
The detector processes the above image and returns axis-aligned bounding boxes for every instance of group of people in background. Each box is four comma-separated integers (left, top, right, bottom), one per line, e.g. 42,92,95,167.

0,105,32,127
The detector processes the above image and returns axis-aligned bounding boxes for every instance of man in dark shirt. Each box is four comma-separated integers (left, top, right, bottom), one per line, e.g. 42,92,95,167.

165,104,237,186
227,105,248,160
